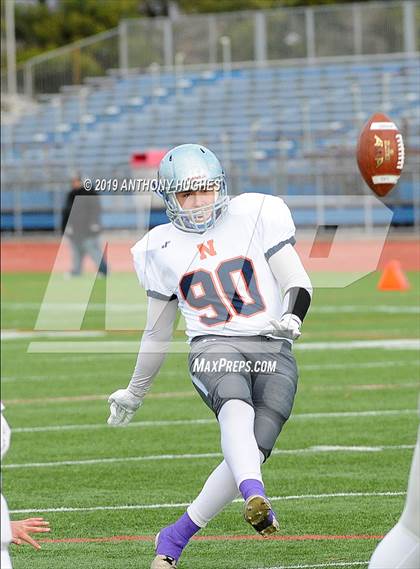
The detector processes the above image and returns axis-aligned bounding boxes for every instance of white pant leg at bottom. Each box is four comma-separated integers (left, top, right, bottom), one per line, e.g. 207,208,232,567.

1,494,12,568
369,523,420,569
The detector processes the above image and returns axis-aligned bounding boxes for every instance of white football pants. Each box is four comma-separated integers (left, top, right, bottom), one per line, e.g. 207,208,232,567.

369,432,420,569
1,493,12,569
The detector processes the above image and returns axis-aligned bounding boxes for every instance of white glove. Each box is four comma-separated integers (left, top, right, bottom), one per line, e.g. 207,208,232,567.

261,314,302,341
107,388,142,426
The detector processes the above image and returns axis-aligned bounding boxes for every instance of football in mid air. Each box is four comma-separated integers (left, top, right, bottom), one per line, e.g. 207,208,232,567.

356,112,405,197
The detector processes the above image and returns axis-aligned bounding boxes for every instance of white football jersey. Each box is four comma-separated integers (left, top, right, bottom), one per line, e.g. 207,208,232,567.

132,193,296,341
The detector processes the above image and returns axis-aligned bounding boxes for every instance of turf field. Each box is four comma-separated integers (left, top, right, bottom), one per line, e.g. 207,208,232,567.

1,270,419,569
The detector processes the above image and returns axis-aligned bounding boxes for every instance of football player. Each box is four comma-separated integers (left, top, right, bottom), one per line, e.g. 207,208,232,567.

108,144,312,568
368,425,420,569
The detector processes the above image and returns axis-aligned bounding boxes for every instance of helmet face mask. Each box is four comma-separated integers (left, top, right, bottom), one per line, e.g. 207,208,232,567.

156,145,229,234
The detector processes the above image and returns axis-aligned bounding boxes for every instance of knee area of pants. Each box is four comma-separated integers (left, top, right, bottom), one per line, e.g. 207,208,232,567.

216,374,251,402
264,392,295,421
259,405,287,427
258,446,272,462
216,396,254,418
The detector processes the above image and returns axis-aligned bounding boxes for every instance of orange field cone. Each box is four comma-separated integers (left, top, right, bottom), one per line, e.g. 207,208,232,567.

377,260,410,291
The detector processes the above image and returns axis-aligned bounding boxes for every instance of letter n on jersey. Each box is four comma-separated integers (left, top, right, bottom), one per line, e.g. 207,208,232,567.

197,239,217,260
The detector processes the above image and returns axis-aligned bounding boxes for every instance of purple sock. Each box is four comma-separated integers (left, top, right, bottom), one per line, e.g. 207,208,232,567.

239,479,274,524
239,478,266,502
156,512,200,561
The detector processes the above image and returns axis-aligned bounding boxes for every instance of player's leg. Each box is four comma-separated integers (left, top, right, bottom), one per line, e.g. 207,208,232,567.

184,336,285,531
152,339,268,568
196,338,293,529
188,459,240,526
239,338,298,535
153,397,260,566
152,459,244,568
252,340,298,460
216,396,280,535
368,432,420,569
189,340,270,510
69,239,83,276
368,524,420,569
151,405,281,567
84,236,108,275
0,549,12,569
399,430,420,548
186,336,296,537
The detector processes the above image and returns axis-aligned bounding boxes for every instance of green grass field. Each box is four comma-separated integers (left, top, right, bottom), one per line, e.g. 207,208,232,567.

1,271,419,569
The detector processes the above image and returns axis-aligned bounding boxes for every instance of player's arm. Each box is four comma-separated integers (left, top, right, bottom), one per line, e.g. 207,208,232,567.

107,296,178,426
266,243,312,340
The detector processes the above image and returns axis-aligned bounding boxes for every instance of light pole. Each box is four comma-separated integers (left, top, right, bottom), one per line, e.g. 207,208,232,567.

5,0,17,96
219,36,231,76
175,52,185,100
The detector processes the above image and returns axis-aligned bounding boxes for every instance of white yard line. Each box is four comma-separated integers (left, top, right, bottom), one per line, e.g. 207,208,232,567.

314,382,419,392
295,339,420,351
1,330,107,340
2,303,148,312
254,562,369,569
11,408,417,434
3,452,223,469
3,302,418,314
311,306,419,314
24,338,420,353
4,391,195,405
300,360,419,371
293,409,416,419
305,445,414,452
4,444,413,470
13,418,214,433
1,371,122,383
2,359,418,385
9,491,405,515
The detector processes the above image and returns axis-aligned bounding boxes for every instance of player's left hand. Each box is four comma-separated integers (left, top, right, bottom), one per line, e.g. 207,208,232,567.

261,314,302,341
11,518,50,549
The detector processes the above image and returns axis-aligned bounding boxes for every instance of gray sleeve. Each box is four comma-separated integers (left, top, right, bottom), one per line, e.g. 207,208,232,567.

127,296,178,400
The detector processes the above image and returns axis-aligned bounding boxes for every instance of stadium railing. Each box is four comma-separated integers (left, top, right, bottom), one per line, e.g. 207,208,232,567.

3,0,417,98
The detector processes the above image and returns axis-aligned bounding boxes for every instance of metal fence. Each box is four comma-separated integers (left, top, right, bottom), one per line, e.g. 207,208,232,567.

5,0,419,98
2,155,418,235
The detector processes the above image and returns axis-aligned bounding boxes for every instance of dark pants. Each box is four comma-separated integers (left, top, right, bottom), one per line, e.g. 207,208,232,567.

189,335,298,460
69,236,108,276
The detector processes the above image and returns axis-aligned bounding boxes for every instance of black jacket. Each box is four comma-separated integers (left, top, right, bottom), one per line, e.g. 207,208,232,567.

62,186,102,240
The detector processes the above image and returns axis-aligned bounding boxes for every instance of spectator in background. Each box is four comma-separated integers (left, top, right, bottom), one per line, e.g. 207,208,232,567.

61,176,108,277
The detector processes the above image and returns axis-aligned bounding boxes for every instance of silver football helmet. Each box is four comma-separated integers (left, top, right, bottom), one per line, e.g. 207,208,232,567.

156,144,229,233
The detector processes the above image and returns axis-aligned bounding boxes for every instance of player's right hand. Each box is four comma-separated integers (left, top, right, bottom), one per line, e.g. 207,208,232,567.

107,388,142,426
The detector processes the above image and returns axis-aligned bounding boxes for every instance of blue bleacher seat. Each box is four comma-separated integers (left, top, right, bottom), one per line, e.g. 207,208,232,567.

2,55,418,231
